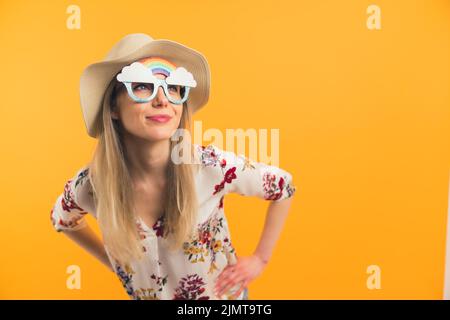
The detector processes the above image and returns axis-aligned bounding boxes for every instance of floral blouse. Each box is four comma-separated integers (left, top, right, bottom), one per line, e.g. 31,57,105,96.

50,143,296,300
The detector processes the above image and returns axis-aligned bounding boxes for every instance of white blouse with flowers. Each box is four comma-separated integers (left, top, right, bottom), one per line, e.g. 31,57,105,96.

50,143,296,300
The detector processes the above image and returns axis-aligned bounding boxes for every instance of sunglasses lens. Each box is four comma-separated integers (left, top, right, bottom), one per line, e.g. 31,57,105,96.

131,82,154,99
168,85,188,104
167,84,184,99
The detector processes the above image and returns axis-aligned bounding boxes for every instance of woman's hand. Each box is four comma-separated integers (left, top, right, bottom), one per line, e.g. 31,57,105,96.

214,254,268,299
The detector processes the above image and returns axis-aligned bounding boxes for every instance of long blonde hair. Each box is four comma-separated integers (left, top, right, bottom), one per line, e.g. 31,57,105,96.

88,77,200,266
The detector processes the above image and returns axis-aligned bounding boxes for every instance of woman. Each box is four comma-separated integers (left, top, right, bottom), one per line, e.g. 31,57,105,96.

50,33,296,300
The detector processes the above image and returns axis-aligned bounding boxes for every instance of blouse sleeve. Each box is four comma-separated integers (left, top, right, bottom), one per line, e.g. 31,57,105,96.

202,144,297,202
50,166,92,232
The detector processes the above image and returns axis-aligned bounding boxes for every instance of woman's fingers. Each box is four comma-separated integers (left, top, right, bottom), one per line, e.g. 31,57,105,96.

215,264,237,292
216,272,245,297
216,264,234,284
215,256,261,298
231,280,248,299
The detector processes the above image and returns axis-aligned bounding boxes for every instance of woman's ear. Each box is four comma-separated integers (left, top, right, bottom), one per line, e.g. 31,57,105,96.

111,109,119,120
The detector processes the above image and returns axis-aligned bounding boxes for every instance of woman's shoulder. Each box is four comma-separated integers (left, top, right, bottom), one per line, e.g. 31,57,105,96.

192,143,231,169
192,143,249,169
73,165,91,187
66,164,96,214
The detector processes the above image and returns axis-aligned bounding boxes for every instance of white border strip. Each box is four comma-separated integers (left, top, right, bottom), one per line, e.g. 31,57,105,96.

444,170,450,299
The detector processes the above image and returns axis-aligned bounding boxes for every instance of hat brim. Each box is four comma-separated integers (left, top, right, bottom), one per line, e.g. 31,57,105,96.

80,39,210,138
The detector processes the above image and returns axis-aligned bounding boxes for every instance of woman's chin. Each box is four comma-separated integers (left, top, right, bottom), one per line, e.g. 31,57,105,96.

141,129,175,141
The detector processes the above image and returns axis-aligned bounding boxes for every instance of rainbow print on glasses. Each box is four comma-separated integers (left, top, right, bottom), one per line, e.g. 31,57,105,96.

116,56,197,105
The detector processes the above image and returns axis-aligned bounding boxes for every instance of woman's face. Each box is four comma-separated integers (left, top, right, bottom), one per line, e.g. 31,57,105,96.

111,73,183,142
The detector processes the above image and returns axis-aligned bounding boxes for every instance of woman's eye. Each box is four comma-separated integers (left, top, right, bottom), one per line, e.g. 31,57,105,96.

134,83,152,91
168,85,179,92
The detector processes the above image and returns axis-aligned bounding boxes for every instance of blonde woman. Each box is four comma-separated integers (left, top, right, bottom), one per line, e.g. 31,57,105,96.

50,33,297,300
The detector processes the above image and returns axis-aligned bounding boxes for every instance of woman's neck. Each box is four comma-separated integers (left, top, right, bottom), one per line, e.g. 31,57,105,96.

122,134,171,186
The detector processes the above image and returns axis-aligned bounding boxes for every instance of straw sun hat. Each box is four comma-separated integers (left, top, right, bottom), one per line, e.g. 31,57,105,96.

79,33,211,138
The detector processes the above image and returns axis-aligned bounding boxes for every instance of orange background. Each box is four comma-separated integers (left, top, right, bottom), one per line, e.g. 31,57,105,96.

0,0,449,299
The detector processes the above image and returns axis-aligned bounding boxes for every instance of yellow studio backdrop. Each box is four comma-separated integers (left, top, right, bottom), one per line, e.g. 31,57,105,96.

0,0,449,299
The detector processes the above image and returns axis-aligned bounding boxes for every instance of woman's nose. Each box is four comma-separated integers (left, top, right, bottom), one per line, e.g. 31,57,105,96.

152,86,168,107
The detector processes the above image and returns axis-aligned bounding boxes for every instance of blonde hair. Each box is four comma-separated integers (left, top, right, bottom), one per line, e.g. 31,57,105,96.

88,77,200,266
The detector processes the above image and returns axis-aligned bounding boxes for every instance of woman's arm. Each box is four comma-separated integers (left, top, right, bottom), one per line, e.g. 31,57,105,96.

215,196,294,298
203,144,297,298
253,196,294,263
50,166,114,272
62,224,115,273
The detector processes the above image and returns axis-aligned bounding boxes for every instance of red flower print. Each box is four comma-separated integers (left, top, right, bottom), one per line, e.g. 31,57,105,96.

278,177,285,190
224,167,237,183
262,173,285,200
213,167,237,195
152,216,165,237
198,145,220,167
213,181,225,195
61,180,86,213
172,274,210,300
199,230,212,245
183,212,226,267
58,216,84,229
50,208,55,225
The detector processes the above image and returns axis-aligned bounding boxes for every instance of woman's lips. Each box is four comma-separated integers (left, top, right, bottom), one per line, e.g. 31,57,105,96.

146,115,172,123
